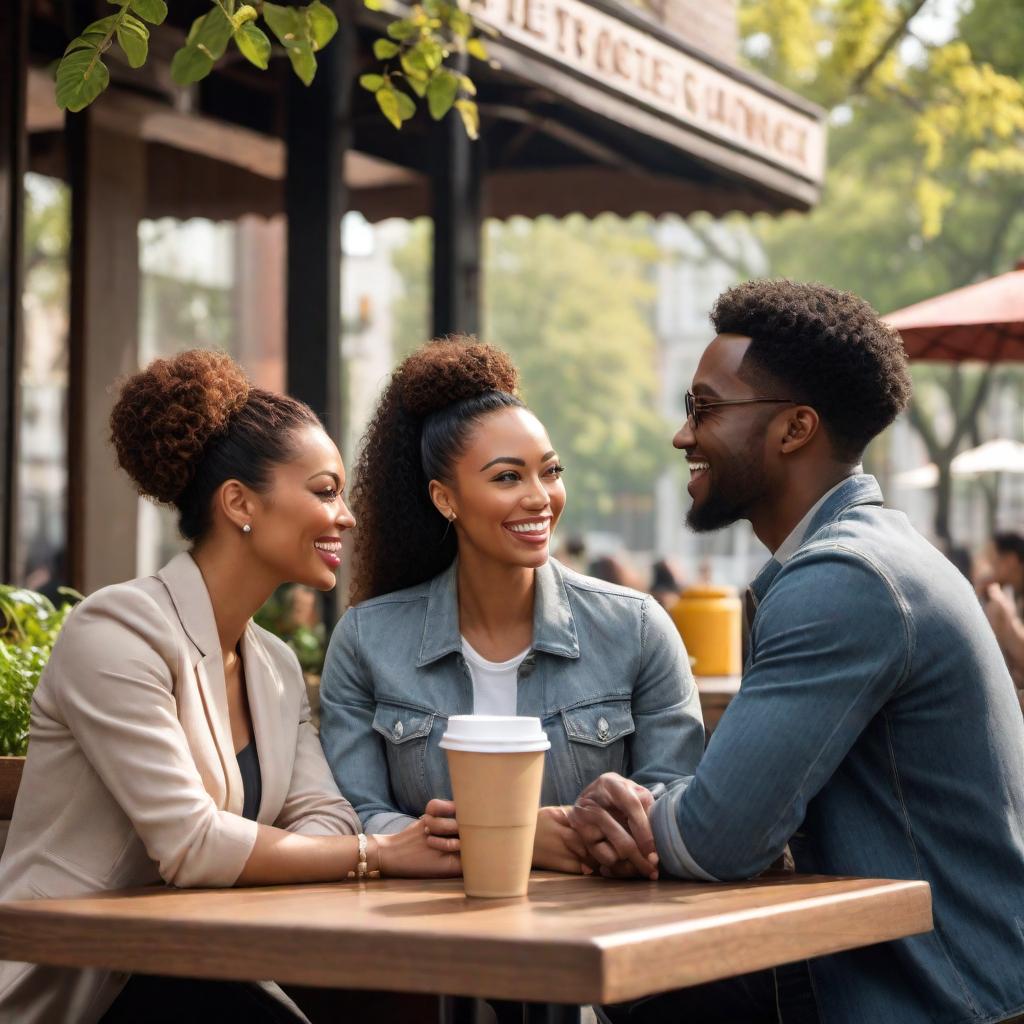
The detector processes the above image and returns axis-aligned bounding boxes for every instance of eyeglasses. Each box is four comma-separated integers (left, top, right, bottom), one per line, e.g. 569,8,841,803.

684,391,795,429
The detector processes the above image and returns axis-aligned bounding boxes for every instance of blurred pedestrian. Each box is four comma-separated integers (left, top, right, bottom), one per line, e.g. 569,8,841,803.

978,530,1024,699
558,534,587,574
650,557,685,610
587,554,645,591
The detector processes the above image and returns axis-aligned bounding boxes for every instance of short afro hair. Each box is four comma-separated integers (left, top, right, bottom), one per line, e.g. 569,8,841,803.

711,280,912,461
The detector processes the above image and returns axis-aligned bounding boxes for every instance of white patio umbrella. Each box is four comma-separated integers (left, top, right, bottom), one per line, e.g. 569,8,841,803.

950,439,1024,476
893,463,939,489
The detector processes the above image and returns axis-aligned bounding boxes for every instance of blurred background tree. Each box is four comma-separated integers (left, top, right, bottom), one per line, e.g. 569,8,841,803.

742,0,1024,544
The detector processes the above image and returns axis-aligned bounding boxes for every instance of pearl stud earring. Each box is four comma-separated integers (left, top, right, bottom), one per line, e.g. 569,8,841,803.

242,523,252,534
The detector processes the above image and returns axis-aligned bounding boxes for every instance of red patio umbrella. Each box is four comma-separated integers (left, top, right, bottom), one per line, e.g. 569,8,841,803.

884,259,1024,361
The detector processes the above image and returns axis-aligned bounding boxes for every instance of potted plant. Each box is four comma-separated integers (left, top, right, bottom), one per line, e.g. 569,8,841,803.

0,586,77,814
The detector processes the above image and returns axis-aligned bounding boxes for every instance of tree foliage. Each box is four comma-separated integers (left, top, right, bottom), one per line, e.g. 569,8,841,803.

55,0,487,135
744,0,1024,543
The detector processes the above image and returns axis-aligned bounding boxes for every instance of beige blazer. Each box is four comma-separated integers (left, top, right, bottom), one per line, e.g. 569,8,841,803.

0,552,359,1023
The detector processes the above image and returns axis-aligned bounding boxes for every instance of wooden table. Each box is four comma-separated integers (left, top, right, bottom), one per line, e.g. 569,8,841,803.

0,872,931,1009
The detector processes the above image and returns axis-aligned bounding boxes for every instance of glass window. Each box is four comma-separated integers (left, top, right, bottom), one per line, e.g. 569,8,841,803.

136,214,285,575
17,173,70,601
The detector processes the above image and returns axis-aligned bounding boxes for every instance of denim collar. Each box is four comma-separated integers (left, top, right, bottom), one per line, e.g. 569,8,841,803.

416,557,581,667
749,474,884,603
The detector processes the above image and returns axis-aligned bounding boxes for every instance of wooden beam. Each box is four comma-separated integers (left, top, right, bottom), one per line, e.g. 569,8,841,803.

0,0,28,583
286,2,354,622
431,89,484,339
67,114,145,595
28,69,420,189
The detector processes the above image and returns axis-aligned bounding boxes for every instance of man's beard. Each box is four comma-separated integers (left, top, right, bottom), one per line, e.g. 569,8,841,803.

685,452,768,533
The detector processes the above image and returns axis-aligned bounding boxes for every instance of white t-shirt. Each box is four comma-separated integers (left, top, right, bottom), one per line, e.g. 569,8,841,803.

461,637,531,716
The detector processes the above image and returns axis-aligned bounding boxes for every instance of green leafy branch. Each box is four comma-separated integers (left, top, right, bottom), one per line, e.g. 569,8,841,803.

55,0,486,136
56,0,168,112
358,0,490,136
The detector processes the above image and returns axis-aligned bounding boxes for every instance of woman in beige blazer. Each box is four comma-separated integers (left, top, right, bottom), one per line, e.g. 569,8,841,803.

0,350,459,1024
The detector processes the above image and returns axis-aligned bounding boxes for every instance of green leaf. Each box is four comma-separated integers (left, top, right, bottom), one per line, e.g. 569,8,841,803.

116,24,148,67
416,38,444,70
376,86,403,129
400,50,430,81
407,74,428,98
170,43,214,84
448,8,471,37
394,88,416,121
128,0,167,25
190,4,234,60
287,40,318,85
234,22,271,69
263,3,303,44
454,97,479,139
56,48,111,111
373,38,400,59
306,0,338,50
467,37,488,61
363,0,384,10
63,30,109,56
387,19,418,41
459,73,476,96
359,72,385,92
426,68,458,119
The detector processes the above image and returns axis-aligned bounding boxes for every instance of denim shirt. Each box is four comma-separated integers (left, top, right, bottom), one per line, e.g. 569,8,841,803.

651,475,1024,1024
319,558,704,835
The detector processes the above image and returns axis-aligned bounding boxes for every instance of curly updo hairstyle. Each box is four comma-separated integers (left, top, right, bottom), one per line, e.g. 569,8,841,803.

711,280,912,461
110,349,321,542
349,337,524,603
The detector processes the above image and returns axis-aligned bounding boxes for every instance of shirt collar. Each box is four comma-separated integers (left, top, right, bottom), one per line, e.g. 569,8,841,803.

416,557,580,667
772,468,862,567
750,472,883,602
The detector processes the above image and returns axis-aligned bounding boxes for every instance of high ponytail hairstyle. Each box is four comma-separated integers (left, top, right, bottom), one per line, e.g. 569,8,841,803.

348,337,523,603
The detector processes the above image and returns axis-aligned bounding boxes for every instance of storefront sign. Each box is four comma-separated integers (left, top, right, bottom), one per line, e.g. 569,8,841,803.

472,0,826,184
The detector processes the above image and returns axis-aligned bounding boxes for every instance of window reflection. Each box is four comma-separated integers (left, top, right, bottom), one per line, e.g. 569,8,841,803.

18,173,70,602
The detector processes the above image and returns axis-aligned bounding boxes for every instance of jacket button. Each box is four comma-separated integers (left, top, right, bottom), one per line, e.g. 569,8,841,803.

393,721,404,740
597,717,610,740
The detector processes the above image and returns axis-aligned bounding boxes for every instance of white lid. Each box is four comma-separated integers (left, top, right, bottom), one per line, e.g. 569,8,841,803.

439,715,551,753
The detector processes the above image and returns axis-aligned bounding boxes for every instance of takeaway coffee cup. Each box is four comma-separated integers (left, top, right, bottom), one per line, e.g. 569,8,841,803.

440,715,550,898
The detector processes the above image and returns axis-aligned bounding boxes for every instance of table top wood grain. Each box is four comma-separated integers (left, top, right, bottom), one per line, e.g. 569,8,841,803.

0,872,932,1004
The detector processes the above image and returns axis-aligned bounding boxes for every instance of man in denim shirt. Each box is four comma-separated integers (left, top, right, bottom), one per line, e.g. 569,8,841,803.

572,281,1024,1024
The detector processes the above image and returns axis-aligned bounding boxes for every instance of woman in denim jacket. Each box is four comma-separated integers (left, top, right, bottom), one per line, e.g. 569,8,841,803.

319,339,704,873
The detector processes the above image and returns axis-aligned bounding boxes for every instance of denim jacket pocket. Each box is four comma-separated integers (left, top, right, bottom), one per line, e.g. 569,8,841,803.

561,699,635,788
372,702,435,810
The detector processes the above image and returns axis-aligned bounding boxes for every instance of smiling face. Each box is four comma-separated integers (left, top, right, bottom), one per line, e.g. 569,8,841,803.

244,424,356,590
432,407,566,570
673,333,787,533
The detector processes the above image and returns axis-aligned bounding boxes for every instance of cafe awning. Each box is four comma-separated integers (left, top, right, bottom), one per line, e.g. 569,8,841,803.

28,0,825,224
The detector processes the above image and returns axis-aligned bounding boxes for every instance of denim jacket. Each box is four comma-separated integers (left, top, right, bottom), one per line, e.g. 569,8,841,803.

319,558,704,835
651,475,1024,1024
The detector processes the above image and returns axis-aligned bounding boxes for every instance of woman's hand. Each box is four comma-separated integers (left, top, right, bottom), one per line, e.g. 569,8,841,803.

532,805,597,874
372,809,461,879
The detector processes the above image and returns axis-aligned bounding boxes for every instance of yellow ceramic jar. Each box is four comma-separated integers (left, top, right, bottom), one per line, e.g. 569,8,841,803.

669,584,742,677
